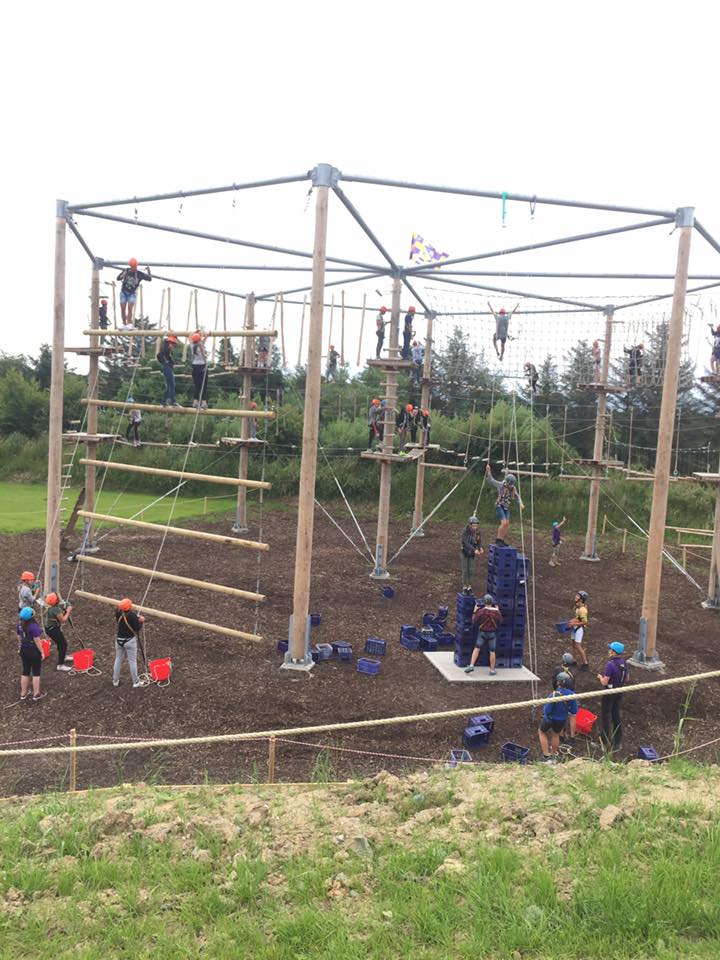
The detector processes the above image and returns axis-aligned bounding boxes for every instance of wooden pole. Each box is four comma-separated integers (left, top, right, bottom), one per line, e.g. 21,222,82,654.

77,510,269,550
267,735,276,783
234,295,255,533
222,293,229,365
181,290,193,361
601,513,607,535
79,457,270,490
75,590,262,642
77,554,265,601
69,728,77,792
45,201,67,594
84,263,100,552
84,328,276,339
705,486,720,607
286,173,330,668
372,277,401,576
637,210,693,666
297,295,306,368
340,289,345,365
581,307,614,561
279,293,286,369
682,545,687,569
622,528,628,553
356,293,366,367
327,294,334,354
411,311,434,537
81,398,274,419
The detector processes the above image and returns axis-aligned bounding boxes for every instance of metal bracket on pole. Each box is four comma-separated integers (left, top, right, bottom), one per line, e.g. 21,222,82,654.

48,562,59,594
411,511,425,538
93,257,105,271
56,199,69,219
281,615,314,672
311,164,340,189
370,544,390,580
629,617,665,671
676,207,695,228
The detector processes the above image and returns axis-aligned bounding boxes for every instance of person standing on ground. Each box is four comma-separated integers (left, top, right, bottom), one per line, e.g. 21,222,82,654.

116,258,151,327
485,465,523,545
598,641,628,753
17,607,47,701
401,306,415,359
538,672,578,763
465,593,502,675
113,598,146,688
325,345,340,381
157,335,180,407
488,301,519,361
549,516,567,567
460,516,484,595
43,592,73,672
375,307,389,359
191,331,209,409
552,653,577,737
18,571,40,612
569,590,589,671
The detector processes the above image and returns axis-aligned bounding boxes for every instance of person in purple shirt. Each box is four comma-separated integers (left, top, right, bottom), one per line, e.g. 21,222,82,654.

598,641,629,752
16,607,47,701
549,516,566,567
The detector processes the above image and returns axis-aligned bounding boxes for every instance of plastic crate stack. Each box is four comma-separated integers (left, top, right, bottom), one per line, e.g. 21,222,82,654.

452,591,478,668
486,544,530,669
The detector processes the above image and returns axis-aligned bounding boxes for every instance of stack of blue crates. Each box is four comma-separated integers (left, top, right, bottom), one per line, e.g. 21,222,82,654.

453,592,478,668
486,544,530,668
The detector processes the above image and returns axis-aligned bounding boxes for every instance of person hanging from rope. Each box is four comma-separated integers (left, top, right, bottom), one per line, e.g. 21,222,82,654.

597,641,628,753
524,361,539,394
375,306,390,359
538,672,578,763
624,342,644,386
112,597,146,688
18,570,41,613
420,408,431,448
410,339,424,385
485,464,523,546
408,405,420,444
257,335,270,368
125,400,143,447
460,516,484,596
116,257,151,327
488,301,519,361
549,516,567,567
401,306,416,359
157,335,181,407
17,606,47,701
568,589,589,671
43,592,73,672
191,331,209,410
367,398,383,451
248,400,258,439
325,344,340,382
708,323,720,375
465,593,501,675
591,339,602,382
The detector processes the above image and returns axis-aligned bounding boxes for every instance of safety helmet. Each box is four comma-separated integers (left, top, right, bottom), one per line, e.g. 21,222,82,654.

381,399,387,407
45,593,59,606
412,340,419,346
129,257,138,268
19,607,34,621
406,404,413,412
469,515,479,524
191,332,202,343
552,521,559,528
561,652,574,667
127,396,135,403
556,671,573,688
408,306,416,313
249,401,257,409
380,306,388,314
482,593,494,605
524,361,531,368
505,473,516,486
118,598,133,612
167,335,178,344
422,408,429,416
576,590,589,602
371,398,380,406
101,298,108,305
608,641,625,655
20,571,35,582
499,308,506,315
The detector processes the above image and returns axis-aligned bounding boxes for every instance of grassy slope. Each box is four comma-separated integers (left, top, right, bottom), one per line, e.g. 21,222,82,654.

0,761,718,959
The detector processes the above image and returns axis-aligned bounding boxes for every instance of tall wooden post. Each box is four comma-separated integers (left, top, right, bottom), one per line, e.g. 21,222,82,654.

44,201,67,594
634,208,694,667
233,295,255,533
283,165,333,669
704,485,720,609
371,277,401,577
411,311,434,536
580,306,614,561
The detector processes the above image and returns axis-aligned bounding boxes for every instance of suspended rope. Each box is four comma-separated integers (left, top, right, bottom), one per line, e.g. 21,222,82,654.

627,406,634,469
254,366,271,639
314,497,370,561
473,382,495,517
559,405,568,476
673,405,682,477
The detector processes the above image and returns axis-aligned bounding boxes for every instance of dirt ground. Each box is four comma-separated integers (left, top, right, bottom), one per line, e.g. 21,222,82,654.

2,507,719,795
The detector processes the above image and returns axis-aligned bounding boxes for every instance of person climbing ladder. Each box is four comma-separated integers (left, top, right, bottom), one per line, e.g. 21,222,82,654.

485,465,523,545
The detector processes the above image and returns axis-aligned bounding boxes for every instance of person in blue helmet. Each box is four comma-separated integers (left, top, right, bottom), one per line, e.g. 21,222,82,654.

538,671,578,763
460,516,484,595
598,642,629,753
549,516,567,567
16,607,47,701
485,464,523,545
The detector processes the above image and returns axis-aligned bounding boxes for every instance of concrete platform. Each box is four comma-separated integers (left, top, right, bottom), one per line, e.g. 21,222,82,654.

423,651,540,683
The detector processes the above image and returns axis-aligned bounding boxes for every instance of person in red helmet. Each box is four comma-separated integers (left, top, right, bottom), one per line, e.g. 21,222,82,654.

116,257,151,327
408,404,420,444
113,598,146,688
420,408,431,448
190,331,209,409
709,323,720,375
367,398,383,450
401,306,416,359
98,297,109,331
488,301,519,360
157,335,181,406
375,306,390,359
18,571,40,612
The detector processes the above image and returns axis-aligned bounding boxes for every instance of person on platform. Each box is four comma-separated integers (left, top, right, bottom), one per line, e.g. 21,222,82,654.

538,672,578,763
624,343,644,386
249,400,258,439
420,408,431,448
17,607,47,701
401,306,416,359
113,598,146,688
257,335,270,368
18,571,40,613
485,465,523,545
99,298,109,330
157,335,180,407
591,339,602,381
569,590,590,671
116,258,151,327
396,404,410,442
549,516,567,567
325,345,340,382
465,593,502,675
488,301,519,361
411,339,424,384
598,641,628,753
375,307,390,359
460,516,484,595
367,398,383,450
524,361,539,394
708,323,720,376
43,592,73,672
191,331,209,409
125,402,143,447
408,405,420,444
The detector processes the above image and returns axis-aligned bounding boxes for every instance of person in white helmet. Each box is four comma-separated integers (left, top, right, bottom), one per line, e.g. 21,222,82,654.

485,464,523,545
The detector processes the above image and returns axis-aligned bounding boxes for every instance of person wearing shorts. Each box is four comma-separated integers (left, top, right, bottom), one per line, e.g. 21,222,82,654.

488,301,519,361
16,607,47,701
485,465,523,545
569,590,589,670
538,672,577,762
116,257,151,326
549,516,566,567
465,594,502,675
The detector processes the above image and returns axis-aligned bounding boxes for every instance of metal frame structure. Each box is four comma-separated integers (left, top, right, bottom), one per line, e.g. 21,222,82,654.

50,163,720,671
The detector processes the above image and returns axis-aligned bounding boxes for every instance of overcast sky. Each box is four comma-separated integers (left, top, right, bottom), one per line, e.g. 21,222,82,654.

5,1,719,375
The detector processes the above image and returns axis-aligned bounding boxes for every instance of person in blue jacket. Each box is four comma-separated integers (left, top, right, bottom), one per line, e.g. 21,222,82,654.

538,671,578,763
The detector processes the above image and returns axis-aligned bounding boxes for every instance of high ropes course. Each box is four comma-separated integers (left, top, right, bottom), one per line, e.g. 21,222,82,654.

44,165,720,680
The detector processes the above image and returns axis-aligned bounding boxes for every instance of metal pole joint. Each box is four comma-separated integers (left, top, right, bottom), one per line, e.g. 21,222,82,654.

603,304,615,317
676,206,695,228
93,257,105,271
56,199,68,219
311,164,340,188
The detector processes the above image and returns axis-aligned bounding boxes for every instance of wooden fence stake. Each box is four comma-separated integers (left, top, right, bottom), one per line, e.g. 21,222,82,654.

267,736,276,783
601,514,607,535
69,728,77,792
622,528,628,553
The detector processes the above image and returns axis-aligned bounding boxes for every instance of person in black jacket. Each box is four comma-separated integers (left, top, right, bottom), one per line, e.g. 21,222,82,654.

117,257,151,326
157,335,180,406
113,598,146,688
460,516,484,595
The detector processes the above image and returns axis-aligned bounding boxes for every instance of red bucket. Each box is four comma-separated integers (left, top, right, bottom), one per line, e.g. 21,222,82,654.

576,707,597,735
149,657,172,682
73,649,95,672
40,638,50,659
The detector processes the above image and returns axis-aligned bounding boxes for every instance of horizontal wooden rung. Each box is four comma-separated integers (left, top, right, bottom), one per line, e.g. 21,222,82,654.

80,458,270,490
77,510,269,551
81,398,274,419
421,462,468,473
83,329,277,338
74,590,262,642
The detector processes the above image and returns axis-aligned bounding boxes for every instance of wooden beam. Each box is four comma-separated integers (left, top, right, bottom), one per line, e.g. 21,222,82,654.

74,590,262,642
77,510,269,551
81,398,274,419
79,457,270,490
82,329,277,338
421,462,468,472
76,555,265,601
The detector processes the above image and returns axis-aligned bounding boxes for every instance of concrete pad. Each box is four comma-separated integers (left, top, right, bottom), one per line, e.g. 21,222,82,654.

423,651,540,683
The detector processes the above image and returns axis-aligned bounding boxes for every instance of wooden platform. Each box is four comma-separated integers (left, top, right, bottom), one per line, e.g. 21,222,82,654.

366,358,417,371
63,432,121,443
65,346,126,357
693,472,720,484
116,439,221,450
559,474,609,481
361,449,423,464
218,437,268,447
575,382,626,393
572,458,625,468
82,398,273,419
699,376,720,384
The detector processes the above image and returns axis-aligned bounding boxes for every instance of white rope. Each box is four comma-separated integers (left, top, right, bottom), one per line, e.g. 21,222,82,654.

332,474,375,562
473,382,495,516
314,498,369,561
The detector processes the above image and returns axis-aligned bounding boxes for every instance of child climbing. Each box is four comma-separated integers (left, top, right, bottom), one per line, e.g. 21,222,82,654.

401,306,415,359
568,589,589,670
116,258,151,327
191,331,209,409
524,361,539,394
591,339,602,381
367,398,383,450
43,592,73,671
538,673,578,763
460,516,484,595
113,598,146,688
549,516,566,567
488,301,519,361
325,345,340,381
375,307,389,359
485,465,523,546
465,593,502,675
709,323,720,375
125,402,142,447
157,335,180,407
18,570,40,612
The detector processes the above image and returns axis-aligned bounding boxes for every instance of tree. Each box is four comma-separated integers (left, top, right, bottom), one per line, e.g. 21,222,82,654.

0,369,49,437
31,344,53,389
433,326,494,412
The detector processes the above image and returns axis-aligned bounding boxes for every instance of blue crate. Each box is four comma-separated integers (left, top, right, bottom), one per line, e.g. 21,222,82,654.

430,621,445,636
555,621,572,634
277,640,288,654
437,605,449,622
495,655,510,668
453,650,471,668
496,625,514,643
470,713,495,734
333,641,353,661
510,655,524,668
448,749,473,767
513,617,527,632
310,612,321,627
357,658,381,676
422,612,436,626
420,635,438,652
437,632,456,647
314,643,334,661
638,746,659,762
500,741,530,764
456,593,477,608
463,724,491,748
400,624,418,638
365,636,387,656
400,634,421,651
488,544,518,559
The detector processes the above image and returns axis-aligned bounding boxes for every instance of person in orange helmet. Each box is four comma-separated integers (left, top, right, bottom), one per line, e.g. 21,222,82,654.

18,570,40,612
396,402,412,441
113,598,146,688
44,592,73,672
157,335,180,407
420,408,431,448
191,331,209,409
375,306,390,359
408,404,420,444
116,257,152,327
488,301,519,361
367,398,383,450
